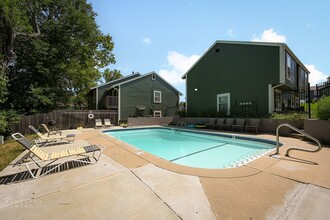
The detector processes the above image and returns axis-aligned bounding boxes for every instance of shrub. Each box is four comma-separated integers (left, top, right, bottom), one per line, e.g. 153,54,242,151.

176,110,186,117
317,96,330,120
0,110,21,137
271,112,305,120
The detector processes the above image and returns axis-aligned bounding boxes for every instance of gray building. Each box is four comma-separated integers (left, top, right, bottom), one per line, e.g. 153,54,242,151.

87,72,181,123
182,40,310,117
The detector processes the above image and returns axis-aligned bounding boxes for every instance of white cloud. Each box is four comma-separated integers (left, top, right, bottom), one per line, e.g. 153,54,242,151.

143,38,151,44
305,64,328,86
159,51,200,86
227,28,236,38
251,28,286,43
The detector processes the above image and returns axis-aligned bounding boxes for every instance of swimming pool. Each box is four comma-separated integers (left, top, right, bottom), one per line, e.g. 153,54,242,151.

104,127,276,169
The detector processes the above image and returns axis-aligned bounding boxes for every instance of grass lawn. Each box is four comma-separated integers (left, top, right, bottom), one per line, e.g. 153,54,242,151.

0,139,24,172
310,102,318,118
0,134,37,172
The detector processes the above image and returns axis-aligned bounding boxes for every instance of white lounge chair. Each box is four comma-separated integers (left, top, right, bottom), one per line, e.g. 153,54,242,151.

29,125,75,146
41,123,62,136
11,133,103,179
104,118,113,127
95,119,103,128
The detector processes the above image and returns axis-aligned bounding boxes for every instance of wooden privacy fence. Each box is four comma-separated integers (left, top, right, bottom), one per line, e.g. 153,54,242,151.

14,110,118,135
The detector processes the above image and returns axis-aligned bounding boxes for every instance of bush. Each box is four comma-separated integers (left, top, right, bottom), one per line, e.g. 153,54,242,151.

271,112,305,120
0,110,21,137
176,110,186,117
317,96,330,120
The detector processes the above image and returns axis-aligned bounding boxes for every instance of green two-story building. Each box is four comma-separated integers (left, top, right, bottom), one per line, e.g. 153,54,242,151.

87,71,181,123
182,40,310,117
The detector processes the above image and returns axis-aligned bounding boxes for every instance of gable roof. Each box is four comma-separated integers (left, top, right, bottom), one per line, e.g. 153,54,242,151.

88,71,182,96
181,40,309,79
110,71,182,95
90,72,141,90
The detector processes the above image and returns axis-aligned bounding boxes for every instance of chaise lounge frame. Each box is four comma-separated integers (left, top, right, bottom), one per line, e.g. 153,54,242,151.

29,125,75,146
12,133,104,179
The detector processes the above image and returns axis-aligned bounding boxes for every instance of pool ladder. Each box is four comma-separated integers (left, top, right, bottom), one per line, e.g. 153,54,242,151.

175,121,186,133
272,123,322,157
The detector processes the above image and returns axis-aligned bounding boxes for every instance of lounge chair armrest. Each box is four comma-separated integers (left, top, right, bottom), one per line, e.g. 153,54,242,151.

12,132,24,140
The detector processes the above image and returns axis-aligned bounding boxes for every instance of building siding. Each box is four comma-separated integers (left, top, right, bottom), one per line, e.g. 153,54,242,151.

120,74,179,121
187,43,280,117
92,74,141,110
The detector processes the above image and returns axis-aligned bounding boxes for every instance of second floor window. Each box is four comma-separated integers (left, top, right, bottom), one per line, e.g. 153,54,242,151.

154,90,161,103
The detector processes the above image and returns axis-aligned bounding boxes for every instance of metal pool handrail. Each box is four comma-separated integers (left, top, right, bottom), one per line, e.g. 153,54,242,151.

275,123,322,157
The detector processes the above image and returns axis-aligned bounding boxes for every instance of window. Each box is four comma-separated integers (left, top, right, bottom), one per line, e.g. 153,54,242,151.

154,90,161,103
298,67,308,92
217,93,230,115
286,53,296,84
154,110,161,118
151,74,156,80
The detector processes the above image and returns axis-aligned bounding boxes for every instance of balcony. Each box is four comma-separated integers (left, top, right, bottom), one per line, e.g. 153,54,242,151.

105,96,118,109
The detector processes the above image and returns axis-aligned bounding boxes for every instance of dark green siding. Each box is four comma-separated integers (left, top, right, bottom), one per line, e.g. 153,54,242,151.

94,74,141,110
97,85,109,110
187,43,280,117
120,75,179,121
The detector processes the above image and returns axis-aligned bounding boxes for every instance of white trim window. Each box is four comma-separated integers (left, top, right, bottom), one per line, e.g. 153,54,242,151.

217,93,230,116
154,110,161,118
154,90,161,103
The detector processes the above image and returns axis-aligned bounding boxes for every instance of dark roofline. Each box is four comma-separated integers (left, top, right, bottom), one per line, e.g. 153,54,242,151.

90,72,142,90
111,71,182,95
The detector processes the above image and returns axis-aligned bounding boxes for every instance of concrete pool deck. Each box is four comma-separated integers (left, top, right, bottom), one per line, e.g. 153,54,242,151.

1,127,330,219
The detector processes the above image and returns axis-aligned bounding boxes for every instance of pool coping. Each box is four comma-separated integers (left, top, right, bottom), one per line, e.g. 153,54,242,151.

100,126,285,178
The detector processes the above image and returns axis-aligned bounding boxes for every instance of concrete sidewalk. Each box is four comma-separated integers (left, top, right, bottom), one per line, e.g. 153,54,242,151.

1,128,330,219
0,146,215,219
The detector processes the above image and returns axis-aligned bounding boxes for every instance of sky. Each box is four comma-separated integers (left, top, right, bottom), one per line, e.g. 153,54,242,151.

88,0,330,99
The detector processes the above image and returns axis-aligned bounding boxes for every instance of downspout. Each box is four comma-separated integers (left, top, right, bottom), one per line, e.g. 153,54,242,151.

118,85,121,124
112,87,120,124
185,75,188,114
96,88,98,110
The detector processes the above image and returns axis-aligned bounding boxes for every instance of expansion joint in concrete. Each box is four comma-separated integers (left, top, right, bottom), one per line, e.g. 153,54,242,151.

130,169,183,220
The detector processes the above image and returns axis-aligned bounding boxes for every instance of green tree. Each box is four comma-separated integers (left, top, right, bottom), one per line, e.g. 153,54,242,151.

103,68,122,82
1,0,116,114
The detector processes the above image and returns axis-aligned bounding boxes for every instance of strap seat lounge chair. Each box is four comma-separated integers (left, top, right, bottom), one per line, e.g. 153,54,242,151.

232,119,246,132
246,119,260,133
104,118,113,127
41,123,62,136
221,118,235,131
12,133,104,179
29,125,75,146
95,119,104,128
205,119,216,129
214,118,226,130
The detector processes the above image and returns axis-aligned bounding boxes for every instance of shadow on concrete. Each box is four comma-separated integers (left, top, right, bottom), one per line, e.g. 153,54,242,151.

282,156,319,165
0,158,91,184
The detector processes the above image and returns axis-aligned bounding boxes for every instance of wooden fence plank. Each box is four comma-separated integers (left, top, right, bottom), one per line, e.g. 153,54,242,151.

14,110,118,135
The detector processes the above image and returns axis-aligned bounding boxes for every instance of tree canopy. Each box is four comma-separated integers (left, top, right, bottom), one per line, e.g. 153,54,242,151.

103,68,123,83
0,0,116,114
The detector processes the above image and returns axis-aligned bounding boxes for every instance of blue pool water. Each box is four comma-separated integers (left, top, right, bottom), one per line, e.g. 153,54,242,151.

104,128,276,169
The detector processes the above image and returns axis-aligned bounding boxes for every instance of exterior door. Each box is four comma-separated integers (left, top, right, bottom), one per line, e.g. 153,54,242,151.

217,93,230,115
